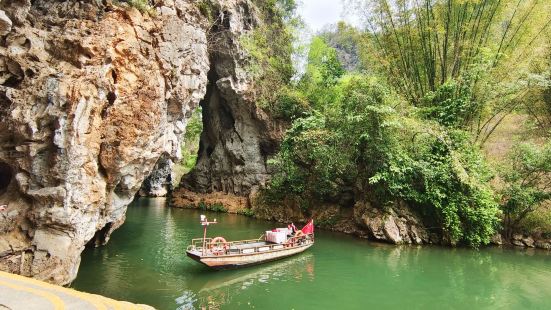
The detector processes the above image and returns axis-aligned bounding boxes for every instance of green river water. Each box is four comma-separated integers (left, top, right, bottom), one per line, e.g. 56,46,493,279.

72,198,551,310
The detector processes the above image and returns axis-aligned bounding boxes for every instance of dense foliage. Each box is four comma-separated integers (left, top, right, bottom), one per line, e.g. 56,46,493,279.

524,50,551,133
500,142,551,236
173,108,203,186
347,0,551,144
319,22,367,72
260,0,551,246
181,108,203,171
267,72,500,246
241,0,301,107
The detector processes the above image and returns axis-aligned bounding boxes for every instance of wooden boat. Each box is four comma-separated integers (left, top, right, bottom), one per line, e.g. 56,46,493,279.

186,216,314,269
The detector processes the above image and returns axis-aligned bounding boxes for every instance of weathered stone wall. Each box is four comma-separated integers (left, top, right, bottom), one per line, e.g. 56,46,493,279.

250,193,551,249
250,194,434,246
510,234,551,250
0,0,257,285
176,5,285,198
139,155,173,197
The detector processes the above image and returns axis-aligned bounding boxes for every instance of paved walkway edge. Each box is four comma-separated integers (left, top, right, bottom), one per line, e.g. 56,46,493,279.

0,271,155,310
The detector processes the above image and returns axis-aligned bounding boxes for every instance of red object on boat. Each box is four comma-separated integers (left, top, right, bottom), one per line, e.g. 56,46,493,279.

186,218,315,269
301,219,314,235
287,223,297,232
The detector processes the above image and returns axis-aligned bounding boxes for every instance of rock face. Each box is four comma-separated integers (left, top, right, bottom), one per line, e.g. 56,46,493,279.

0,0,256,285
178,6,284,198
0,10,12,36
251,195,432,245
172,187,249,213
511,233,551,250
355,201,430,245
139,155,173,197
180,75,282,196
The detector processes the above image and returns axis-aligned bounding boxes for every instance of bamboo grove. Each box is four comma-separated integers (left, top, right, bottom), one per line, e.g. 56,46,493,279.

348,0,551,143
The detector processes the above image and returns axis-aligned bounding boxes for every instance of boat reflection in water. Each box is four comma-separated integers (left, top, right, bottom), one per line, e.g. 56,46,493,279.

176,253,315,309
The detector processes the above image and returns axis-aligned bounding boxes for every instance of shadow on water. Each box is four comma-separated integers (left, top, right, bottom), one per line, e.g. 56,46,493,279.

177,253,315,309
72,198,551,310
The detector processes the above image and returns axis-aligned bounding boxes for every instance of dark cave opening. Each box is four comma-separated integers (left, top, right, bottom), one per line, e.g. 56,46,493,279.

0,162,13,195
107,91,117,106
86,222,113,248
177,59,220,192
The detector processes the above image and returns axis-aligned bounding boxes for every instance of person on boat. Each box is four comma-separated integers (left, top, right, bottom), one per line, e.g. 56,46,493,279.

287,223,297,235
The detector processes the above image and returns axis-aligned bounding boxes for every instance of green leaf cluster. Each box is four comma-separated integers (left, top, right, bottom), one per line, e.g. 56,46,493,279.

270,36,346,120
241,0,300,108
500,142,551,236
181,108,203,171
265,38,501,247
371,129,501,246
419,80,477,128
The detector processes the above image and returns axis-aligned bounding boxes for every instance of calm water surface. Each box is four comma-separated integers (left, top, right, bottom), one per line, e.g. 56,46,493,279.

72,198,551,309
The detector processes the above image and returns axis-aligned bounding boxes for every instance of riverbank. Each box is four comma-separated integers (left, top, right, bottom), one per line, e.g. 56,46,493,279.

0,271,154,310
73,198,551,309
171,188,551,250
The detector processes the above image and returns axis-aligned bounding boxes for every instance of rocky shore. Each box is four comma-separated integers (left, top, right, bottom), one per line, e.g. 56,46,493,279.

171,190,551,251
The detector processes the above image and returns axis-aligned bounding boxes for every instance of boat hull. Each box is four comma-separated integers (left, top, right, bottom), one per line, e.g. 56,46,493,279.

187,243,313,269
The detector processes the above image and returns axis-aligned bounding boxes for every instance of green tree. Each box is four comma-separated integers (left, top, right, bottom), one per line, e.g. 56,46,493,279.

500,142,551,237
242,0,300,109
319,22,368,72
173,108,203,185
523,48,551,133
299,36,345,110
267,75,501,246
348,0,551,143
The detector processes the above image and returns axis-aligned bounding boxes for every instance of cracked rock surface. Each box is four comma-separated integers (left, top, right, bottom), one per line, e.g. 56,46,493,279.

177,12,285,198
0,0,257,285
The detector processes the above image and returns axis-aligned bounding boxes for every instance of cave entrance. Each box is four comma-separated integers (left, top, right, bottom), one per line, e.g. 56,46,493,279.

138,106,203,198
172,106,203,187
85,222,113,248
0,162,13,195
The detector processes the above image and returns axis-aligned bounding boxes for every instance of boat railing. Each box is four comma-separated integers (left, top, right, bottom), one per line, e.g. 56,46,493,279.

186,233,314,256
186,236,264,252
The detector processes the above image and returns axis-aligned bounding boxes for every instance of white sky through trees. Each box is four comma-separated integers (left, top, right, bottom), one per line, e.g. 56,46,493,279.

293,0,359,76
299,0,346,32
298,0,360,33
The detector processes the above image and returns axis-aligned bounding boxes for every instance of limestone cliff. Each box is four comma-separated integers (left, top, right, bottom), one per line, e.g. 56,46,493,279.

178,25,284,197
139,155,173,197
0,0,258,285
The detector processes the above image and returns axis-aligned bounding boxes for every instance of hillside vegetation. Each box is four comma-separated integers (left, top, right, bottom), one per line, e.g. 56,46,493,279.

244,0,551,247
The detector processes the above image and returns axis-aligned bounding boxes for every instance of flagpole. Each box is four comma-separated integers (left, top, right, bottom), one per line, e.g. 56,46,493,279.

200,215,217,256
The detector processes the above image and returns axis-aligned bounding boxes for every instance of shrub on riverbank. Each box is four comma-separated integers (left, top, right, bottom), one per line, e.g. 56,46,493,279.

500,142,551,237
265,73,501,247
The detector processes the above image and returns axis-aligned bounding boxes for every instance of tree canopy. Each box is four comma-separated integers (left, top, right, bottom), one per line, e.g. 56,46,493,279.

247,0,551,246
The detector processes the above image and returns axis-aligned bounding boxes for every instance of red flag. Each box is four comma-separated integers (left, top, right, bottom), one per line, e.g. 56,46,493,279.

301,219,314,235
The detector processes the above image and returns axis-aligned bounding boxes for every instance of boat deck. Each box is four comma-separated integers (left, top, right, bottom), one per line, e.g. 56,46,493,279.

219,241,275,255
186,219,315,269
